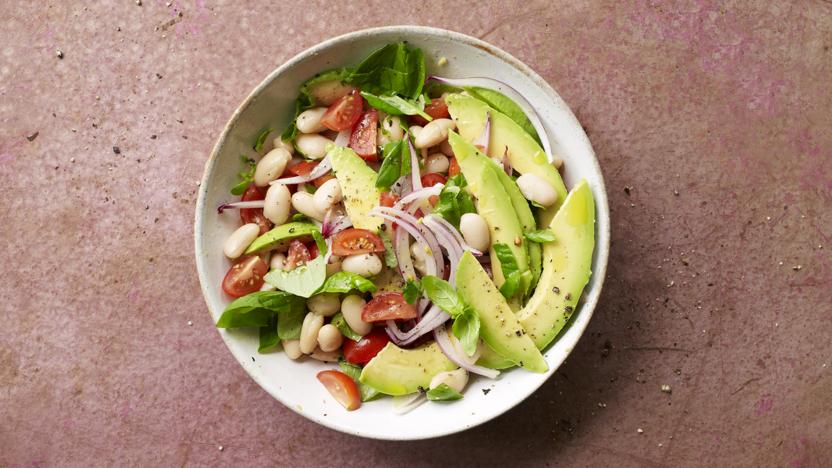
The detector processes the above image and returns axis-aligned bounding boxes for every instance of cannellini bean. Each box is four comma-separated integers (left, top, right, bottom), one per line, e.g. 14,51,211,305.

223,223,260,259
291,191,325,221
317,324,343,352
260,282,276,292
254,147,292,186
312,178,343,212
326,259,342,277
270,253,286,271
309,347,341,362
309,81,354,106
299,312,324,354
341,295,371,336
273,136,294,154
263,184,291,225
308,293,340,317
408,125,423,142
414,119,455,149
410,242,431,277
459,213,490,252
377,115,404,146
424,153,450,174
341,253,383,277
438,139,454,157
429,369,469,393
516,173,558,207
296,107,328,134
282,340,302,360
295,134,333,160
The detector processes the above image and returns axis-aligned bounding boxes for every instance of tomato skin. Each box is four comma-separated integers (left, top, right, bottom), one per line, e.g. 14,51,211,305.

317,370,361,411
240,184,272,235
448,157,460,177
332,228,385,256
343,328,391,365
349,109,379,161
287,161,334,188
307,241,319,260
222,255,268,298
362,292,418,322
420,173,447,206
379,191,399,208
285,240,311,270
409,98,450,126
321,90,364,131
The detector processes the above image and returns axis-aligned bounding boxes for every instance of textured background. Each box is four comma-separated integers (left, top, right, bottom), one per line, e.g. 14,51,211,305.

1,1,831,466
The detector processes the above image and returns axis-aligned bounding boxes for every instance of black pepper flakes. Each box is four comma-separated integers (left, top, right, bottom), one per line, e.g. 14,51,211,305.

565,305,574,313
482,389,491,395
552,286,560,294
113,146,121,154
564,292,572,301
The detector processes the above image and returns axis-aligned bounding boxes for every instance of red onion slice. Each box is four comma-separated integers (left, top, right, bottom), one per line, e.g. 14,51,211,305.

394,183,444,210
434,325,500,379
217,200,266,213
385,305,450,345
334,129,351,147
392,393,426,414
394,223,417,281
321,207,351,238
424,214,482,256
407,135,422,191
472,111,491,153
270,155,332,185
372,207,444,280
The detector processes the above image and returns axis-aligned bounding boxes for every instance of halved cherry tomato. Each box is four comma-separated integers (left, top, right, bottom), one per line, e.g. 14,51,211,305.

349,109,379,161
331,228,385,256
317,370,361,411
320,90,364,132
409,98,450,126
239,184,272,235
379,191,399,208
448,157,460,177
362,292,418,322
221,255,268,298
420,173,447,206
287,161,334,188
343,328,391,365
307,241,319,260
285,240,311,270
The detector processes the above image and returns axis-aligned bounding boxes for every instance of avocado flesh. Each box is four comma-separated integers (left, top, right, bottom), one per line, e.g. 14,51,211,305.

445,93,568,226
244,222,319,254
456,252,548,373
359,342,457,396
328,146,383,231
448,132,528,288
477,180,596,368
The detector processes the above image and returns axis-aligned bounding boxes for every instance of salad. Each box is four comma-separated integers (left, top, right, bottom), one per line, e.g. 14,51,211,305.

214,42,596,412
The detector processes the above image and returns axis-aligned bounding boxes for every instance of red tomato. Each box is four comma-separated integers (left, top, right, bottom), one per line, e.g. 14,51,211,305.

307,241,319,260
379,191,399,208
331,228,385,257
409,98,450,126
317,370,361,411
285,240,311,270
349,109,379,161
362,292,418,322
320,90,364,131
343,328,391,365
448,157,460,177
221,255,268,298
239,184,272,235
420,173,447,206
287,161,334,188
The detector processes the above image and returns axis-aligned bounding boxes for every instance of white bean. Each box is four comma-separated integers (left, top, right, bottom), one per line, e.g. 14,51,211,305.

516,173,558,207
326,259,342,277
296,107,329,134
409,125,423,142
424,153,450,174
272,136,294,154
309,347,340,362
429,369,469,392
377,115,404,146
309,81,354,106
223,223,260,259
299,312,324,354
317,324,343,352
270,253,286,271
254,147,291,187
295,134,333,160
263,184,291,225
308,293,340,317
410,242,431,277
438,139,454,157
282,340,302,360
341,295,371,336
341,253,383,277
291,191,325,221
414,119,455,149
312,178,343,212
459,213,490,252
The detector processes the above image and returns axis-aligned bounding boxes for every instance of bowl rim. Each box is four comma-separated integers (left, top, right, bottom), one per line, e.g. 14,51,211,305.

194,25,610,440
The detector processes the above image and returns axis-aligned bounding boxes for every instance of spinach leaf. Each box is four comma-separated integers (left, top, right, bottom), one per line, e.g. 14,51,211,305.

277,305,305,340
318,272,377,294
216,291,306,328
402,279,422,305
264,256,327,298
339,360,382,402
493,243,532,298
464,86,541,145
524,229,556,243
258,316,280,353
376,140,404,189
348,43,425,99
254,128,271,153
451,306,481,356
379,229,398,268
421,276,466,317
230,156,257,195
361,92,431,120
331,312,362,342
433,174,476,228
426,383,463,401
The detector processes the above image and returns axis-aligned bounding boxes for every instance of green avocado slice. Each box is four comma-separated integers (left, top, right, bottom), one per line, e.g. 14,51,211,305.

359,342,457,396
244,222,319,254
329,146,384,231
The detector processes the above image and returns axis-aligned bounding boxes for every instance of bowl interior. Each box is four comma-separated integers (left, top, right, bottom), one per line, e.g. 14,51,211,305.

195,26,610,440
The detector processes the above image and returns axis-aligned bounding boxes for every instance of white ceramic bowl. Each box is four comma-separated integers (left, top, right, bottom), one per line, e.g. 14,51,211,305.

195,26,610,440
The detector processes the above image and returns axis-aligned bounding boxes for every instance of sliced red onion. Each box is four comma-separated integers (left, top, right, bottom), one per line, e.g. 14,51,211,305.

334,129,351,147
372,207,444,280
472,111,491,153
385,304,450,345
434,325,500,379
217,200,266,213
427,76,553,161
501,148,513,175
393,223,417,281
392,393,426,414
422,217,462,284
423,214,482,256
407,135,422,191
394,183,444,210
321,207,351,238
270,155,332,185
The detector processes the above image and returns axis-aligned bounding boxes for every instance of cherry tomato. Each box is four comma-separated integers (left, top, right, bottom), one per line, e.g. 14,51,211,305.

317,370,361,411
379,191,399,208
448,157,460,177
287,161,334,188
221,255,268,298
361,292,418,322
343,328,391,365
307,241,319,260
285,240,311,270
331,228,385,256
409,98,450,126
320,90,364,131
420,173,447,206
239,184,272,235
349,109,379,161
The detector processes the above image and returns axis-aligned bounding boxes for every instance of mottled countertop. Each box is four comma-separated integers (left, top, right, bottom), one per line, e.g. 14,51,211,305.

1,1,830,466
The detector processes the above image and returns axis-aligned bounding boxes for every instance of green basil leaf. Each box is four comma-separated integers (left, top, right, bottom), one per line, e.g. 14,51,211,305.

426,383,464,401
452,306,481,356
254,128,271,153
422,276,465,317
264,256,327,298
379,229,398,268
277,305,305,340
258,316,280,353
524,229,556,243
339,360,382,402
498,270,523,299
492,243,519,276
464,86,541,145
376,140,403,189
402,279,422,304
331,312,362,342
361,92,432,120
216,291,306,328
318,272,377,294
433,174,476,228
230,156,256,195
348,43,425,99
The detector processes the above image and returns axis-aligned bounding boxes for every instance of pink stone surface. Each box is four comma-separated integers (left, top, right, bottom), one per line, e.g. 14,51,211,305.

1,1,831,466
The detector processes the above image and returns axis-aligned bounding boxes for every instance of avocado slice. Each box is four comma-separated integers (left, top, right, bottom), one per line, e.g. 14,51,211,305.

244,222,319,254
328,146,383,231
445,94,568,226
456,251,548,373
359,342,457,396
447,132,528,289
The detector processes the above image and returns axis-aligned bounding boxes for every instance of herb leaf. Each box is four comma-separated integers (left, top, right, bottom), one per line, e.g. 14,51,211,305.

421,276,466,317
277,305,305,340
264,256,327,298
331,312,362,342
318,271,377,294
339,360,382,401
402,279,422,304
361,92,431,120
258,316,280,352
433,174,476,228
379,229,398,268
254,128,271,153
216,291,306,328
281,68,351,142
426,383,464,401
492,243,532,298
451,306,481,356
524,229,556,243
347,43,425,99
376,140,404,189
230,156,256,195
